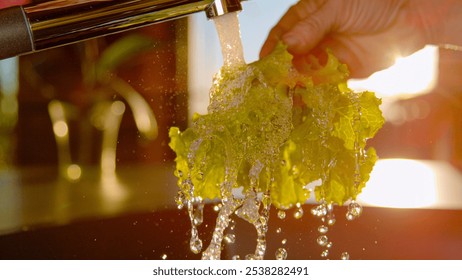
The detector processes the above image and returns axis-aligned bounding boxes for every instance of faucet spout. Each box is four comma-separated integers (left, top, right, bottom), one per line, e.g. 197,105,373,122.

0,0,245,60
206,0,242,19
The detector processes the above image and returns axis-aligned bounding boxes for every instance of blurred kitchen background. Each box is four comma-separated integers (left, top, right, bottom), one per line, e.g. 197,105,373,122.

0,0,461,259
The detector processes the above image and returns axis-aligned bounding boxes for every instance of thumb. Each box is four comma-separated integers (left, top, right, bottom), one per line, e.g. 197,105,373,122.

282,5,335,55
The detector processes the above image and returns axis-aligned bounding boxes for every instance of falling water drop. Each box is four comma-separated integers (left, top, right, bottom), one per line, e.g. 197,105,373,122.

277,210,286,220
321,249,329,258
346,201,363,221
224,234,236,244
276,227,282,234
161,254,167,260
213,203,222,212
293,207,304,219
317,235,328,247
327,214,336,226
275,248,288,260
232,255,241,260
311,204,327,217
341,252,350,260
281,238,287,245
190,237,203,254
318,225,328,234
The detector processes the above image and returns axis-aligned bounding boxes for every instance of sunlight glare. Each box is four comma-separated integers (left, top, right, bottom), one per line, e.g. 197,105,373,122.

349,46,438,99
358,159,437,208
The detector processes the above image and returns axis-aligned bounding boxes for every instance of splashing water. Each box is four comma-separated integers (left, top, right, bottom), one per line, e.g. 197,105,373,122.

169,9,383,260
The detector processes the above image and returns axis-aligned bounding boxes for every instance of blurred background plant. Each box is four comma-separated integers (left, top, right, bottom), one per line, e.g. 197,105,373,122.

0,57,20,169
24,34,159,181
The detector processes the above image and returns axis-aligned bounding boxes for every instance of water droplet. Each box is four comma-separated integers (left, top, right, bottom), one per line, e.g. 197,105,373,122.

277,210,286,220
341,252,350,260
317,235,328,247
346,201,362,221
321,249,329,258
175,191,185,210
311,204,327,217
275,248,288,260
213,204,222,212
276,227,282,234
232,255,240,260
190,237,202,254
229,219,236,230
224,234,236,244
327,214,336,226
262,193,271,207
318,225,328,234
293,207,304,219
281,238,287,245
161,254,167,260
326,242,333,249
193,204,204,226
327,203,334,212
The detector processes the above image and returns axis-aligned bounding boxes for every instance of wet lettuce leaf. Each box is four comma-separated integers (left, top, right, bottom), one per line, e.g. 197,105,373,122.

169,43,384,209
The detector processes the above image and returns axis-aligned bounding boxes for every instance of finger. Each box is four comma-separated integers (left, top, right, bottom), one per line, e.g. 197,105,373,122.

327,41,394,79
260,0,325,58
282,2,335,55
259,27,285,58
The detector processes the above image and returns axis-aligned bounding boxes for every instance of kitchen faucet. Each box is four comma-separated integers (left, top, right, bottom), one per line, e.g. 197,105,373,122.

0,0,244,60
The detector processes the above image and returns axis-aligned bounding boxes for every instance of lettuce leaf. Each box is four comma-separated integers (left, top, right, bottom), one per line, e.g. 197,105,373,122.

169,43,384,208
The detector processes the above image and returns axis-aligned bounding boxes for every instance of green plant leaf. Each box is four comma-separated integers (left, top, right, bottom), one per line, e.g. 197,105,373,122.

169,43,384,208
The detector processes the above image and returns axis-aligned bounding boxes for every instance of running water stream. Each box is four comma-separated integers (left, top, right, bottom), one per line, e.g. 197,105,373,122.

173,10,371,260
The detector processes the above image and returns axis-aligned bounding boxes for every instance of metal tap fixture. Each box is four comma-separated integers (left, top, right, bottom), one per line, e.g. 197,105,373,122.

0,0,243,60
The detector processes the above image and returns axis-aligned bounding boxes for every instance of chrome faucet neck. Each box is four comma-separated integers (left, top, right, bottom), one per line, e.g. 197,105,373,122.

206,0,243,19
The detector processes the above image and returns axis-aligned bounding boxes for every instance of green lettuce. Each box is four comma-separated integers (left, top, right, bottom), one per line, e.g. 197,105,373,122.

169,43,384,209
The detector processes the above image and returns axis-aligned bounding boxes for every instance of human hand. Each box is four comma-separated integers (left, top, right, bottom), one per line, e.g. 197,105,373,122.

260,0,450,78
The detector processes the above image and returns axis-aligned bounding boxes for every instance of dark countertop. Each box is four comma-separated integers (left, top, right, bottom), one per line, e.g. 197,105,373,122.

0,163,179,235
